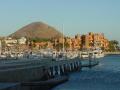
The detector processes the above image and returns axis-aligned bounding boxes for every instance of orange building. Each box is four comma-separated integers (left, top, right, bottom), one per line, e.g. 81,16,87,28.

32,32,109,51
19,45,29,52
35,42,53,49
81,32,109,50
54,34,81,50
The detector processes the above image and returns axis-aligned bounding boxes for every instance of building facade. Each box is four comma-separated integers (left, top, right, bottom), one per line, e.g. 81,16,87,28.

54,35,81,50
54,32,109,50
0,32,109,53
18,37,27,45
81,32,109,50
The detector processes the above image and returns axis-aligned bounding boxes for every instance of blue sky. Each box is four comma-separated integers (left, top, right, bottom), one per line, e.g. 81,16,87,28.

0,0,120,42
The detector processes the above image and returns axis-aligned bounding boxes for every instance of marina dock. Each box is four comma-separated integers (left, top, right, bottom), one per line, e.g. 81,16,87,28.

0,58,82,90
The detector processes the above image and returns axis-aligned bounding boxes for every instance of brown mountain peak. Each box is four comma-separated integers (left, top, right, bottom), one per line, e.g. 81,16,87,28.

9,22,63,39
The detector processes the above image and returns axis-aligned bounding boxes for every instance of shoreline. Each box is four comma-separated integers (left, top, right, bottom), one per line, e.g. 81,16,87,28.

104,52,120,55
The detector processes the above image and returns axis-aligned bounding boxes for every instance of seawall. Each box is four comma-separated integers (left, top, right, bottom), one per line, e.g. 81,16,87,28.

104,52,120,55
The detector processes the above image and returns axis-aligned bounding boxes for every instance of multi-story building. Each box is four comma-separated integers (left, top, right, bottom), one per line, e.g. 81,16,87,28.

54,35,81,50
75,34,81,40
34,42,53,50
1,33,109,52
103,39,109,50
81,34,89,49
54,32,109,51
81,32,109,50
4,37,17,47
18,37,27,45
71,38,81,50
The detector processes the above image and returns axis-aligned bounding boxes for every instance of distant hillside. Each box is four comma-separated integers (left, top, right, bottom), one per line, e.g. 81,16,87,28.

9,22,63,39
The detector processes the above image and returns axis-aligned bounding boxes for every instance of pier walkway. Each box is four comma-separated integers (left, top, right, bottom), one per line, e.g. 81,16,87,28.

0,58,81,82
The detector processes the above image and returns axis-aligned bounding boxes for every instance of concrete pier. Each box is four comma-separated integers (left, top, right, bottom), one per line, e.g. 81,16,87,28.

0,58,81,82
0,58,81,90
46,59,81,78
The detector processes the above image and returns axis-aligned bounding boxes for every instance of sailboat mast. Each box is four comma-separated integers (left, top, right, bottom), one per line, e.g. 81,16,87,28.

0,40,2,56
62,24,65,52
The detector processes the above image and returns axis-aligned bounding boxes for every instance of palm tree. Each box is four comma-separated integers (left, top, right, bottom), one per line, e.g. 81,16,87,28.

109,40,119,51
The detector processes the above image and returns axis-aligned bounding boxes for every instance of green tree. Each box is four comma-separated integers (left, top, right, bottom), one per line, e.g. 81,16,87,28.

55,42,70,51
109,40,119,51
64,42,70,49
55,43,63,51
101,47,105,51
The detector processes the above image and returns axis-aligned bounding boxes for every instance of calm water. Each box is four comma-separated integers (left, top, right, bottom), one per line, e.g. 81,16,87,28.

53,55,120,90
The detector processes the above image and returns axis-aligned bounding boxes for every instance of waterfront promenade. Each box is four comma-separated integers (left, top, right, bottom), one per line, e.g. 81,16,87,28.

104,52,120,55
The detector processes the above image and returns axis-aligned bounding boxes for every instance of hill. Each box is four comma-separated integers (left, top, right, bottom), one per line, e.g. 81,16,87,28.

9,22,63,39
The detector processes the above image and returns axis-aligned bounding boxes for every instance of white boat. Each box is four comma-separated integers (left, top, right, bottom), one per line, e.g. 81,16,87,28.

81,51,89,58
93,48,104,58
81,48,104,59
88,48,104,59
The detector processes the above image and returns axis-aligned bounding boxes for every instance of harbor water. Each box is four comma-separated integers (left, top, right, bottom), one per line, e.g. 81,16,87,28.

53,55,120,90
